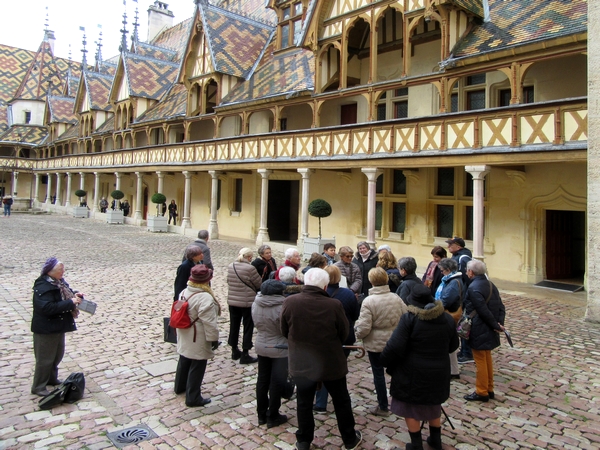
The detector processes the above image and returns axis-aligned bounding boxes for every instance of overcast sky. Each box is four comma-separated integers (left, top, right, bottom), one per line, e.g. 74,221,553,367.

0,0,197,60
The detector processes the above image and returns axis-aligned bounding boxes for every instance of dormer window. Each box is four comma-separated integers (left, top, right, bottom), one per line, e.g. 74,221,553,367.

279,1,303,49
24,111,31,124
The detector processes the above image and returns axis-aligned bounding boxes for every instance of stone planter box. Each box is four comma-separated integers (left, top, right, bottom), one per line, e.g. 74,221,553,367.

72,206,88,218
106,210,124,224
147,215,168,232
303,237,336,260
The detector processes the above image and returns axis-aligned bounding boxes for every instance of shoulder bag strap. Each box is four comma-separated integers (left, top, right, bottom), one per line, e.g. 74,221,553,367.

467,281,493,319
233,263,258,292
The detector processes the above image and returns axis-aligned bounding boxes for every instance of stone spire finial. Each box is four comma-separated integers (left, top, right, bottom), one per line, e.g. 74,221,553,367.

95,26,103,69
132,0,140,44
119,1,129,53
80,26,88,69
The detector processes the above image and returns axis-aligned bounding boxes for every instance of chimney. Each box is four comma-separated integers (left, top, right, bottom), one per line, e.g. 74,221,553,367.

147,1,174,42
45,29,56,54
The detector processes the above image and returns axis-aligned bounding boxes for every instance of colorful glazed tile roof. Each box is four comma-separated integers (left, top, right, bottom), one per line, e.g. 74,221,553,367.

222,48,314,105
0,125,47,145
123,53,180,100
450,0,484,18
199,3,274,78
218,0,277,25
57,121,81,140
137,84,187,124
13,41,64,101
134,41,178,62
47,96,77,124
93,115,115,135
452,0,587,59
150,18,193,61
82,71,114,111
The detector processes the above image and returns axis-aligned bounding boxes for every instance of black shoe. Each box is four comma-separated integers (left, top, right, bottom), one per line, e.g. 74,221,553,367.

186,397,211,407
345,431,362,450
231,348,242,360
267,414,288,429
312,405,326,412
31,389,50,396
258,416,267,426
488,391,495,400
464,392,489,402
458,355,474,364
450,374,460,380
48,379,63,386
295,442,310,450
239,352,258,364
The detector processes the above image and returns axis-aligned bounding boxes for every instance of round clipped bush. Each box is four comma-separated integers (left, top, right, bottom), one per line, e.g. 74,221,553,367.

151,193,167,204
111,190,125,200
308,199,332,238
74,189,87,198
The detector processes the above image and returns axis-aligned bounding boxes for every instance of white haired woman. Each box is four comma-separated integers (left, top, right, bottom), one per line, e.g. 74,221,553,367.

227,247,262,364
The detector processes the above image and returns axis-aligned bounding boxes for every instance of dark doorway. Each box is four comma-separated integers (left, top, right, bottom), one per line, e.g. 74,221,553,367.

545,210,585,281
267,180,299,243
143,187,148,219
341,103,357,125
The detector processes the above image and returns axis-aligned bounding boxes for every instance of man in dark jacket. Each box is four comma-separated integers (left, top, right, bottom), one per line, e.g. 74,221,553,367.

395,256,423,302
182,230,214,270
280,268,362,450
463,260,506,402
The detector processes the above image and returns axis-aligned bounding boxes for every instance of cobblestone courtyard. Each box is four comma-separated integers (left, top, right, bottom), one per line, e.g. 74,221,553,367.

0,214,598,449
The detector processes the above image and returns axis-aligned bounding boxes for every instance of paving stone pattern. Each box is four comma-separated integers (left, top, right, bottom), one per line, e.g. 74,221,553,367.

0,215,599,449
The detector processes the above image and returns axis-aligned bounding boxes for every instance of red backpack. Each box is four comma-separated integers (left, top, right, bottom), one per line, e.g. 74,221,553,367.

169,293,200,341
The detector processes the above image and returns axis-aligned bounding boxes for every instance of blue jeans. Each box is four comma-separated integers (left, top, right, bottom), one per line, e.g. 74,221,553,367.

3,205,10,216
459,337,473,358
368,351,388,410
314,384,328,408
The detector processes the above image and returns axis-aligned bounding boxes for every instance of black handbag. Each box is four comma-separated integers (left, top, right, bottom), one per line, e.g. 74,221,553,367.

282,375,296,400
163,317,177,343
63,372,85,403
39,384,69,410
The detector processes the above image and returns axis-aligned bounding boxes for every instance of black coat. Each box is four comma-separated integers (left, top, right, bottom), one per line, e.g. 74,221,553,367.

174,259,195,301
31,276,77,334
380,301,458,405
421,261,444,296
251,257,278,283
353,250,379,296
464,275,506,350
396,273,423,302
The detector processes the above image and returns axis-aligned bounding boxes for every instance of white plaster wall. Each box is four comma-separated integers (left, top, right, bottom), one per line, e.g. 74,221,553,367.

10,100,45,126
526,54,587,101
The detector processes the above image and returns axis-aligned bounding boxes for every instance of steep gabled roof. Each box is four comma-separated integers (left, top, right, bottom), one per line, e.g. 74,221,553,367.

219,0,277,26
121,53,180,100
0,124,47,145
0,44,35,133
222,47,314,106
150,17,194,61
137,84,188,124
452,0,587,59
134,41,179,62
82,71,114,111
12,41,63,101
47,96,77,124
450,0,484,18
199,2,274,78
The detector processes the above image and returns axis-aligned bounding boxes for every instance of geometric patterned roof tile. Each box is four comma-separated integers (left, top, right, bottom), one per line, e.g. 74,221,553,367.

137,83,188,123
0,124,48,145
0,44,35,107
218,0,277,26
56,121,81,141
13,41,63,101
134,41,178,62
200,3,274,78
449,0,484,18
452,0,587,59
47,96,77,124
150,18,194,62
83,71,114,111
222,48,314,105
123,54,180,100
93,114,115,135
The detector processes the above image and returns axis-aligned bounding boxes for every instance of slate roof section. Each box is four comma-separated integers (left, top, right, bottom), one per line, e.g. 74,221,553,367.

150,18,194,61
93,115,115,135
57,121,81,140
83,71,114,111
199,2,274,78
0,44,35,133
123,53,180,100
137,84,188,124
0,125,48,145
450,0,484,18
134,41,178,62
219,0,277,26
222,48,314,105
47,96,77,124
452,0,587,59
13,41,63,101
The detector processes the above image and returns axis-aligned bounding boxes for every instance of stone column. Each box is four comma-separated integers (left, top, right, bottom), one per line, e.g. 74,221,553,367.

208,171,221,238
465,166,490,260
11,171,18,196
361,168,382,248
298,168,314,240
34,173,40,203
115,172,122,191
587,0,600,323
55,173,62,206
134,172,143,220
182,171,192,229
256,169,272,245
157,171,165,215
93,172,100,212
79,172,86,191
45,172,52,204
64,173,72,207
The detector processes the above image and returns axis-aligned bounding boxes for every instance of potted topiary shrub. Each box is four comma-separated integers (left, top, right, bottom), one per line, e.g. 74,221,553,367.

148,193,168,232
304,199,335,258
72,189,88,218
106,189,125,224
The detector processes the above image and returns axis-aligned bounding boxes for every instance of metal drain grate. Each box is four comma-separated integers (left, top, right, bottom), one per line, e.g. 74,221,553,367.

106,425,158,448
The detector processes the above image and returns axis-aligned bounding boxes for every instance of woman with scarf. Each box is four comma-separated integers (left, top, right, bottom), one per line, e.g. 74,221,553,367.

252,245,278,283
421,246,447,296
352,241,379,298
31,257,83,396
435,258,463,379
174,264,221,407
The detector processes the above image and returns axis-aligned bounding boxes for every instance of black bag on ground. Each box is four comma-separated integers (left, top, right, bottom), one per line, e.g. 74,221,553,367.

63,372,85,403
163,317,177,343
39,384,69,410
282,374,296,400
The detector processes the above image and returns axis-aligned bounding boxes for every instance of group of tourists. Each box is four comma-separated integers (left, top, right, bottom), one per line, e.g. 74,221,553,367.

166,233,507,450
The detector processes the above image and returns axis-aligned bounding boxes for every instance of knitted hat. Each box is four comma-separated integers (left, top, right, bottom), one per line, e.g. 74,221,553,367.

41,257,59,276
260,279,286,296
406,284,435,307
189,264,213,284
445,236,466,248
